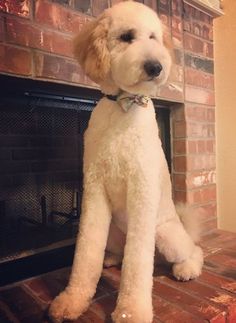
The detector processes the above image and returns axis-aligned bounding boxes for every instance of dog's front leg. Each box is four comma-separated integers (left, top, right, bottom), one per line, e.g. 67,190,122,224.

112,178,158,323
49,182,111,323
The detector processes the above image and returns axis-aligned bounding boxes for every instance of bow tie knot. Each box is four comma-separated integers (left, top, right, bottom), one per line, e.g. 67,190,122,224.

106,93,150,112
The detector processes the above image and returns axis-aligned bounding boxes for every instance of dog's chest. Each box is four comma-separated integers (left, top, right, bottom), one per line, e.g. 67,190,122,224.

85,98,160,156
84,98,163,188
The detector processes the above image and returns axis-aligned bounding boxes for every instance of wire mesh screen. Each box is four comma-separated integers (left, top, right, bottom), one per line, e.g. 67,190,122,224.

0,94,95,262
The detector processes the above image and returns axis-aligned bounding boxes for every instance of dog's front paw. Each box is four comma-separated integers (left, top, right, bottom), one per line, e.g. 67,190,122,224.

173,246,203,281
48,290,90,323
112,302,153,323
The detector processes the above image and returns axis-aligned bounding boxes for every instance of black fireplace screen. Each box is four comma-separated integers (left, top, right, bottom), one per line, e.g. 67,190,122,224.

0,84,96,263
0,76,170,265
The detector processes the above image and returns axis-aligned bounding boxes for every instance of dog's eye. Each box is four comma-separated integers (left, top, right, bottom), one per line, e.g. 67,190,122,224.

119,30,135,43
149,33,156,40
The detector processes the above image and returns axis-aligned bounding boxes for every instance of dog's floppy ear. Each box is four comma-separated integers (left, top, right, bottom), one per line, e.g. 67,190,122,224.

73,14,110,84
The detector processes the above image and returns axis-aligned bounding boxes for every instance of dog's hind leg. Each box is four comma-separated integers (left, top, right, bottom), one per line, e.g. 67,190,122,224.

49,180,111,322
155,178,203,281
156,217,203,280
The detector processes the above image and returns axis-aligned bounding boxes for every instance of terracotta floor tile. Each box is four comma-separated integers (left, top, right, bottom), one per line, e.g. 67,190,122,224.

153,279,226,322
153,294,203,323
199,270,236,294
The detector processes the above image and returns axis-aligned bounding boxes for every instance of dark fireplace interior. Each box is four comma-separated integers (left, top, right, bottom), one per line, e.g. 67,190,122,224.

0,75,170,285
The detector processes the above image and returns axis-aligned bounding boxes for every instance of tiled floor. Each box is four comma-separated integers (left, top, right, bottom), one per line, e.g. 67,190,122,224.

0,229,236,323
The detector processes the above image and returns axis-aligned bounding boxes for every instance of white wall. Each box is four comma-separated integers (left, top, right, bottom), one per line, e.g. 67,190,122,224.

214,0,236,232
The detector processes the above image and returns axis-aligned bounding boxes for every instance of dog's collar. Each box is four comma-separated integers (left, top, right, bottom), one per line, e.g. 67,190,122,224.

105,93,150,112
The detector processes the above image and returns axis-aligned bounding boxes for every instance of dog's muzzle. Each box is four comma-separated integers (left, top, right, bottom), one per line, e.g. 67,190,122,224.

144,60,163,78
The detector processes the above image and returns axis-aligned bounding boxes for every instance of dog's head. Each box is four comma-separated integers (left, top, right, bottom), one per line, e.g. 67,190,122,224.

74,1,172,96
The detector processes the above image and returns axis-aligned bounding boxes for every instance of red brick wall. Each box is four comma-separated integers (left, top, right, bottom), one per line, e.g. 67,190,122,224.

0,0,217,230
0,0,94,85
171,2,216,232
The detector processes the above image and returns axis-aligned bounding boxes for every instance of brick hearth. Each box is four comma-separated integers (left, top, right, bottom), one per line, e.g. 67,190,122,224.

0,230,235,322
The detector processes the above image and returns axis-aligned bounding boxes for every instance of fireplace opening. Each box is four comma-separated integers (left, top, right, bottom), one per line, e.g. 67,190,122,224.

0,75,171,284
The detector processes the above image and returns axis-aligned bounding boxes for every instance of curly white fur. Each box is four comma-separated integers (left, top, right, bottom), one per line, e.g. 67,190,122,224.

49,1,203,322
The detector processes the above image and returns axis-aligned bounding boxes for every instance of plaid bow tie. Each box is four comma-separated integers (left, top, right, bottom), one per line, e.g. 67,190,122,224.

106,93,150,112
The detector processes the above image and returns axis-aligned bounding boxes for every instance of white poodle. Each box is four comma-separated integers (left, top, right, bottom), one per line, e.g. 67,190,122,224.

49,1,203,322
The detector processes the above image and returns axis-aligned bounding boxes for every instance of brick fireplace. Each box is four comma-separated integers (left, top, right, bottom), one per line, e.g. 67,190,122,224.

0,0,221,274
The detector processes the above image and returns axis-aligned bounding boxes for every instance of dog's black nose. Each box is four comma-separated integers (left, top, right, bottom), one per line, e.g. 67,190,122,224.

144,60,163,78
